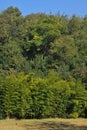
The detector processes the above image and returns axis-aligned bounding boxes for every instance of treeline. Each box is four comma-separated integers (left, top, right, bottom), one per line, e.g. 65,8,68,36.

0,7,87,119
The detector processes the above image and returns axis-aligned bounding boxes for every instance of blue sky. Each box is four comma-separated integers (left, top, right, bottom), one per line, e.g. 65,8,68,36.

0,0,87,16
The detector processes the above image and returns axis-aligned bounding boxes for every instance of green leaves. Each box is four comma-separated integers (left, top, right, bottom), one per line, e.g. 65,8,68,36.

0,7,87,119
0,71,87,119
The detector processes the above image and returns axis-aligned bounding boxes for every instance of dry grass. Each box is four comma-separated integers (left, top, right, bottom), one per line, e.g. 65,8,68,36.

0,118,87,130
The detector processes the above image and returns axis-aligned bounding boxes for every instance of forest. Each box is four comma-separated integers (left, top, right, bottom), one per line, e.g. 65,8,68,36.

0,6,87,119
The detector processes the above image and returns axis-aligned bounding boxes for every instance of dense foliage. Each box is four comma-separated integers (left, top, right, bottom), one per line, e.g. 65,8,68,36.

0,7,87,119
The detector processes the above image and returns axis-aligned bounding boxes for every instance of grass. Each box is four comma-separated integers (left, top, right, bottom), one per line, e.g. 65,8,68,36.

0,118,87,130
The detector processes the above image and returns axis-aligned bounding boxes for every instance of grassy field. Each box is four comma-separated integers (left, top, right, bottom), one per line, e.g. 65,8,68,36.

0,118,87,130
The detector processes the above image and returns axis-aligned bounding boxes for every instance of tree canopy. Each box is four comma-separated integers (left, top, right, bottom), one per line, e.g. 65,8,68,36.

0,7,87,119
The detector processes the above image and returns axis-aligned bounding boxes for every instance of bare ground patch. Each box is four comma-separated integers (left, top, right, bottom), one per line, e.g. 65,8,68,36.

0,118,87,130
